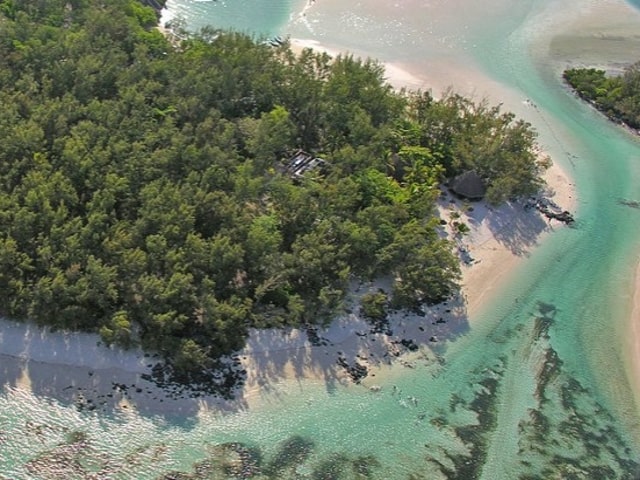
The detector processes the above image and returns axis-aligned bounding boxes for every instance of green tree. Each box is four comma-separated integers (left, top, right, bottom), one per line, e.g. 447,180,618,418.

360,291,389,321
100,309,133,348
242,105,295,170
378,220,460,307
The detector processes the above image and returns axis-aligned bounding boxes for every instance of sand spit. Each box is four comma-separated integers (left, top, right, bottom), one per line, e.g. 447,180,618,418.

289,38,428,92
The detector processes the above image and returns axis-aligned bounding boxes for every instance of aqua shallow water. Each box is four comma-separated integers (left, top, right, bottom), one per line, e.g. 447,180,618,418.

3,0,640,478
160,0,302,37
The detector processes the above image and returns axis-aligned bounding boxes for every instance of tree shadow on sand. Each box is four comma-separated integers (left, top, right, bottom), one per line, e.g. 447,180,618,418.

235,283,471,402
438,186,556,259
457,197,551,257
0,319,250,421
0,282,472,423
484,201,549,256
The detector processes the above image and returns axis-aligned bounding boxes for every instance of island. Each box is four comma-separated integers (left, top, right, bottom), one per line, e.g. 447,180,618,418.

563,62,640,133
0,0,550,388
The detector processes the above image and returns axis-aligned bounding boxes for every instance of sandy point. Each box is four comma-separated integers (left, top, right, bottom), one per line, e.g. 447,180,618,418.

289,38,428,92
456,160,575,320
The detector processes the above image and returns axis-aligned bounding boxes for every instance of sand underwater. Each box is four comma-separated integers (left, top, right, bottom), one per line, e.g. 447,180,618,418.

2,0,640,478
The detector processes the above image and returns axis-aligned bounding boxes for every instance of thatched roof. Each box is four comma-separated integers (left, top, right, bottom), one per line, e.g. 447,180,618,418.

450,170,486,200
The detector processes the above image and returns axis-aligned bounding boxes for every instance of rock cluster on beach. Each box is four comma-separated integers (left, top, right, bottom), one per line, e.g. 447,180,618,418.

59,355,249,417
337,354,369,383
141,356,248,400
527,197,575,224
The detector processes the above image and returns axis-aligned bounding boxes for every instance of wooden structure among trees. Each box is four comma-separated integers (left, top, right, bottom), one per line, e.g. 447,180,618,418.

282,150,327,178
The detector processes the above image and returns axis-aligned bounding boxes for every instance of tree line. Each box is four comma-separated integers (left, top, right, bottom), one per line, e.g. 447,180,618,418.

563,62,640,130
0,0,548,379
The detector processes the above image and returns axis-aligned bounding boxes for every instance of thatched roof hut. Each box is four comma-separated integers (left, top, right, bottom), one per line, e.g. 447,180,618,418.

450,170,486,200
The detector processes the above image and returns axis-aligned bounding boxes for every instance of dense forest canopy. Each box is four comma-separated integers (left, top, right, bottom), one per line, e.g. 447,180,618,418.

563,63,640,130
0,0,548,379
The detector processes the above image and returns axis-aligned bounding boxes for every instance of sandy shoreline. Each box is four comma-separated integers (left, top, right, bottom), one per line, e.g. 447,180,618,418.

289,38,429,92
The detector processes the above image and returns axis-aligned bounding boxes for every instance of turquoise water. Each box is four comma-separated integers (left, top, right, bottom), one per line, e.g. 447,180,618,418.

3,0,640,478
160,0,301,37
